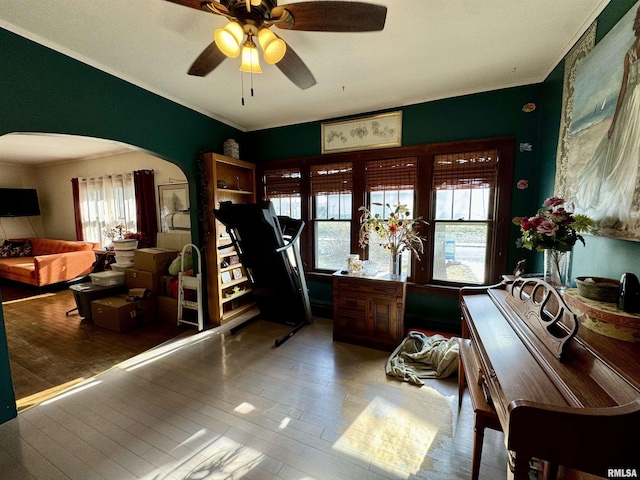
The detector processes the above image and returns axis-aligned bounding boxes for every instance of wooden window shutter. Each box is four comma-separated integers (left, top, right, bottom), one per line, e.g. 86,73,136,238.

366,157,417,191
264,168,301,198
433,149,498,190
310,162,353,195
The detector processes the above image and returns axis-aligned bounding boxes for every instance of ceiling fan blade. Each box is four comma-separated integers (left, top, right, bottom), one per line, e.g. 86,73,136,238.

275,43,316,90
273,1,387,32
188,42,227,77
164,0,228,15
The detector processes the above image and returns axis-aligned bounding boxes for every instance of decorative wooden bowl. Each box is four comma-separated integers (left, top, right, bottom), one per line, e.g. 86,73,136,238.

575,276,619,303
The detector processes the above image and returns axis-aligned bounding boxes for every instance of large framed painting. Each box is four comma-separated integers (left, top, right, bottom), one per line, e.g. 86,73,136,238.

158,182,190,232
557,2,640,241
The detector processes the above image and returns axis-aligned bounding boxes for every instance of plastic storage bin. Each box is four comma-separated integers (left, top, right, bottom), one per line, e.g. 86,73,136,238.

90,271,125,286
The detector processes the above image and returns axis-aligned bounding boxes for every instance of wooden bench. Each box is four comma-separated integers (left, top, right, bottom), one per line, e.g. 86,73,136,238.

457,337,502,480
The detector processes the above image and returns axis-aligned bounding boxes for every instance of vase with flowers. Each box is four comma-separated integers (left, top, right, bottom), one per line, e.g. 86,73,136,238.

358,203,427,279
102,223,127,248
513,197,595,290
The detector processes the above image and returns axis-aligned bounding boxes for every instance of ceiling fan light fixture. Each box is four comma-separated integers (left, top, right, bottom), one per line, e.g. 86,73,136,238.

239,38,262,73
258,27,286,64
214,21,244,58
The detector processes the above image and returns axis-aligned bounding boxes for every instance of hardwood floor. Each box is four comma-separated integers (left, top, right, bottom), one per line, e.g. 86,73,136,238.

0,313,510,479
1,284,197,407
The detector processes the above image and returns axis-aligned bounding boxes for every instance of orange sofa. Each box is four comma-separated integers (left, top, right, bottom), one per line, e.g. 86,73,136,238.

0,238,99,287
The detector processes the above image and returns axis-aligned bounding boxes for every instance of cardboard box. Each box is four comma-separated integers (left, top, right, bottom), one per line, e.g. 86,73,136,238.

125,267,161,294
156,295,178,324
91,296,138,332
134,248,179,273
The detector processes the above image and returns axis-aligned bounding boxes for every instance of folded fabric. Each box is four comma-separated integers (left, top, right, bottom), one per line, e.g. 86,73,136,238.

386,331,459,385
168,251,193,275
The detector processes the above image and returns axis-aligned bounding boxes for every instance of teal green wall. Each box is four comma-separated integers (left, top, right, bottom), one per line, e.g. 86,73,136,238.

0,294,16,421
0,27,243,424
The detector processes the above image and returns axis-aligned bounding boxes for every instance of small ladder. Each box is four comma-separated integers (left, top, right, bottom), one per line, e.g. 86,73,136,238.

177,243,204,331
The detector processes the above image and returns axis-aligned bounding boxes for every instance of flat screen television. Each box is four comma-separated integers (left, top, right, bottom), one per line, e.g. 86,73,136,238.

0,188,41,217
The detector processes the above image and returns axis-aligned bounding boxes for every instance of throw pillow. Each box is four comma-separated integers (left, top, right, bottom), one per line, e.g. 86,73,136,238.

17,239,33,257
0,239,33,257
0,240,12,258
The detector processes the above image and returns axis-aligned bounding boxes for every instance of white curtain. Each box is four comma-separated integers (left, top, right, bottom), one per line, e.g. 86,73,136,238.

77,173,137,247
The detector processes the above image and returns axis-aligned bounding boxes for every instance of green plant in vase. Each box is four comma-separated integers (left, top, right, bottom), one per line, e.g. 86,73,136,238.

358,203,427,279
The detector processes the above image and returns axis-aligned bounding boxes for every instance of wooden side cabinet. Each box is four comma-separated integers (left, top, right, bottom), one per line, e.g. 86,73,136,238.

332,271,407,351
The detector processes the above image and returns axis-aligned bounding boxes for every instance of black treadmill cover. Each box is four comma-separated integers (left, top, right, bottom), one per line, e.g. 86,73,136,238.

213,201,307,325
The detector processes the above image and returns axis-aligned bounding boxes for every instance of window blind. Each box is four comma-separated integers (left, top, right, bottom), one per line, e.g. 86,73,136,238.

433,149,498,190
264,168,301,198
310,162,352,195
366,157,417,191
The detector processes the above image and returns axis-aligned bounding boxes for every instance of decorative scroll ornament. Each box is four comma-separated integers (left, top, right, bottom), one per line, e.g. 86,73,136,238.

505,277,579,359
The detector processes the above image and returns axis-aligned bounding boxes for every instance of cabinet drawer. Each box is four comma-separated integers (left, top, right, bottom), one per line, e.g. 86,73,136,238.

336,295,366,317
337,281,400,297
334,312,366,332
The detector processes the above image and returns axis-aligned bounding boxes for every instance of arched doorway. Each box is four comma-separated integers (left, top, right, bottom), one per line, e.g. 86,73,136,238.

0,132,194,410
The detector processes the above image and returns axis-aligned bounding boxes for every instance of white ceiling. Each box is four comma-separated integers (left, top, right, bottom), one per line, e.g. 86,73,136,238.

0,0,610,164
0,133,133,166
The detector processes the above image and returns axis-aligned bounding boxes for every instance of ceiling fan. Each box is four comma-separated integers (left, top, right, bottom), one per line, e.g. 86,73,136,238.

165,0,387,90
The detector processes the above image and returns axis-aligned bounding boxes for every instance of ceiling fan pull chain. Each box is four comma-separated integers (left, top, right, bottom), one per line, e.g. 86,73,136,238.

241,71,245,106
250,46,255,97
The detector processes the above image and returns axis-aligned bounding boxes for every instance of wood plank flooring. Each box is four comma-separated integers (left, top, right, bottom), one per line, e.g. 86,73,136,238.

0,314,510,479
1,285,196,406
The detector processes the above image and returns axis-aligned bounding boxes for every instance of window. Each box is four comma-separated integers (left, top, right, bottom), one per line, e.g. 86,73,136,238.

311,162,352,271
365,157,418,276
257,137,513,287
77,173,137,247
431,149,497,285
264,167,302,218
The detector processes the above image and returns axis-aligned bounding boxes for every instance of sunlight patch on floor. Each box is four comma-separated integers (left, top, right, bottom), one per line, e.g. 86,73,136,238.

2,292,57,305
145,434,265,479
333,395,442,478
234,402,255,414
39,380,102,406
119,330,213,371
16,377,88,412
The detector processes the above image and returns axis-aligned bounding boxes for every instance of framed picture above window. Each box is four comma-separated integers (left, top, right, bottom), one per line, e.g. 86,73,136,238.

321,111,402,154
158,183,190,233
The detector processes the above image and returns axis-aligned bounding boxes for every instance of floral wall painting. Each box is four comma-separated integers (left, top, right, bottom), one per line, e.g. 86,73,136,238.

321,111,402,154
558,2,640,241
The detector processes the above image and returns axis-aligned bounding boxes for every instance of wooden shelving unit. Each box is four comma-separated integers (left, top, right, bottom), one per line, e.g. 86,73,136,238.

202,152,257,325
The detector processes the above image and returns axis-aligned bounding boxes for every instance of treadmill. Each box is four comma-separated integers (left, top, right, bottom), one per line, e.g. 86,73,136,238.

213,201,313,346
